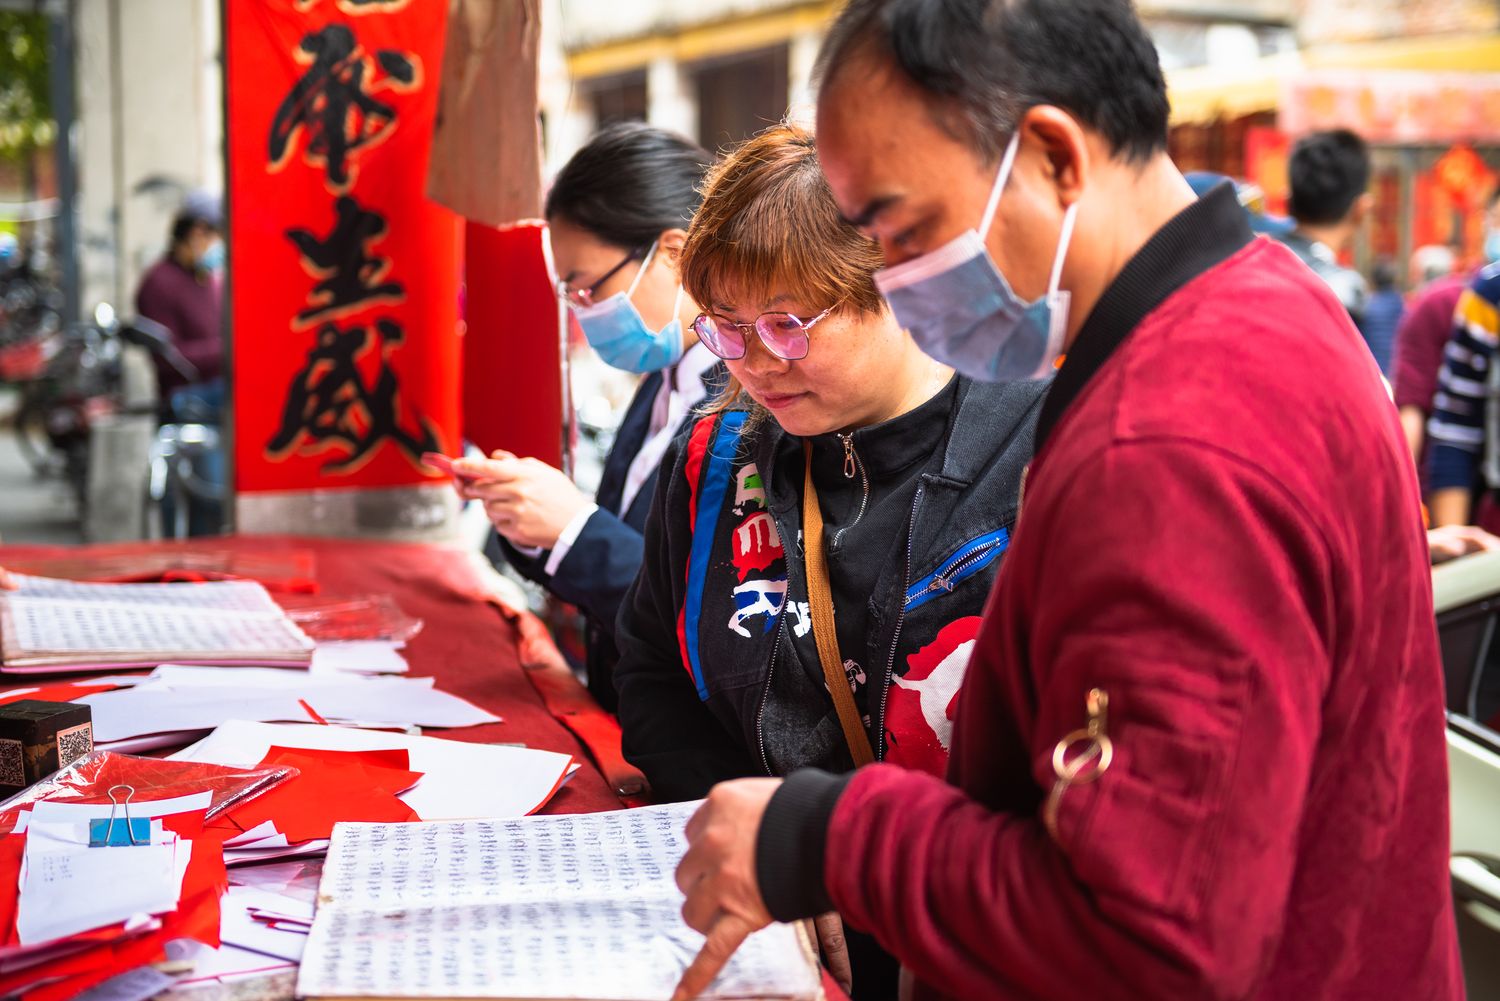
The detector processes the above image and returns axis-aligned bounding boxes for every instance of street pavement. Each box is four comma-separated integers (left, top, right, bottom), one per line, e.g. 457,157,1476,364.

0,387,83,545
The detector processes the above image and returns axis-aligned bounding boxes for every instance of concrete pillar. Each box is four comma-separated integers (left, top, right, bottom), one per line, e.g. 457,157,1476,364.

84,414,155,543
647,55,698,142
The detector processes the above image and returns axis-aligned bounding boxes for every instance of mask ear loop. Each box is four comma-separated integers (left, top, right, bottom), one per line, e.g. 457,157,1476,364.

979,131,1023,236
624,240,659,300
1047,202,1080,300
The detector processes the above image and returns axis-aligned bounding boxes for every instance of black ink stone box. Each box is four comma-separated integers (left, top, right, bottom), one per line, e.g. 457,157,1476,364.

0,700,94,796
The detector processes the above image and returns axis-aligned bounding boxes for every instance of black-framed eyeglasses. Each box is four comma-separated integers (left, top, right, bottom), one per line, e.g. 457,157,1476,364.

555,245,648,308
690,302,844,362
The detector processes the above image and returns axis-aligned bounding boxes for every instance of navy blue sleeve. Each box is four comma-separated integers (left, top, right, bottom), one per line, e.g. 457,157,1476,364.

547,508,645,639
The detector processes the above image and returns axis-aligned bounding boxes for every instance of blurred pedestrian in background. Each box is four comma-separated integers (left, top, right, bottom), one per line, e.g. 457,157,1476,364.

1278,129,1372,332
1362,256,1403,376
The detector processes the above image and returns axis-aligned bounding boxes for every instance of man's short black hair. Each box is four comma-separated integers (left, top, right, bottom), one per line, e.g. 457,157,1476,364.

816,0,1171,164
1287,130,1371,226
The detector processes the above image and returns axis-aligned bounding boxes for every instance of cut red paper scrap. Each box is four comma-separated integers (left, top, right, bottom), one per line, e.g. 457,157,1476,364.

0,683,123,707
18,923,175,1001
221,747,422,844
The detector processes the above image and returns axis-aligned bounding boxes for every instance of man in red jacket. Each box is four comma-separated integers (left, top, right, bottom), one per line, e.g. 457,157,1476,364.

670,1,1462,999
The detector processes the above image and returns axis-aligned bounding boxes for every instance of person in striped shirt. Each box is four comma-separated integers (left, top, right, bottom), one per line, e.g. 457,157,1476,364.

1428,261,1500,532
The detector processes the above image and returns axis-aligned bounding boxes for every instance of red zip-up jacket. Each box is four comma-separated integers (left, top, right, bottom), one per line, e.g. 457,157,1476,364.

758,186,1462,1000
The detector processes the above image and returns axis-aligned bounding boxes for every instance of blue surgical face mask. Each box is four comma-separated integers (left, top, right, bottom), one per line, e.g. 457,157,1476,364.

874,132,1078,383
1485,227,1500,265
572,241,685,374
199,239,225,274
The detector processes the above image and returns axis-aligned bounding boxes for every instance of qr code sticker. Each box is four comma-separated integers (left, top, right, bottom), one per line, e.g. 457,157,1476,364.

55,723,93,767
0,740,22,787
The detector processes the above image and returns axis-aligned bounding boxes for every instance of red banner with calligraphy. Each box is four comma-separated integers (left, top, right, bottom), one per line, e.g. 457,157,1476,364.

227,0,461,493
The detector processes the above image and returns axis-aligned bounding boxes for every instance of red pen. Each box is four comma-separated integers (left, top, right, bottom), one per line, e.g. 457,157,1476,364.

298,699,330,725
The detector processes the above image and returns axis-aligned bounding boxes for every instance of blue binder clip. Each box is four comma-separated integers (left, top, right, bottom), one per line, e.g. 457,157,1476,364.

88,784,150,847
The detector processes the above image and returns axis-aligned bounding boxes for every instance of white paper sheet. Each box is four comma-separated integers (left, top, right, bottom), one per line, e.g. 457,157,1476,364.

174,721,571,821
310,641,410,676
80,676,497,742
149,664,425,689
226,841,329,866
15,832,184,945
27,790,214,826
220,886,314,962
169,940,297,985
298,803,819,1001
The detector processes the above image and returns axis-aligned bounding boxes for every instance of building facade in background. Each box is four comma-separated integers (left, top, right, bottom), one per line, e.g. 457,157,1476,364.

72,0,222,316
545,0,1296,166
1170,0,1500,279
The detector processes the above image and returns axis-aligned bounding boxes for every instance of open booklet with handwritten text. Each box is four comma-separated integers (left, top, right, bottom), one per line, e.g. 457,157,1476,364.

297,801,823,1001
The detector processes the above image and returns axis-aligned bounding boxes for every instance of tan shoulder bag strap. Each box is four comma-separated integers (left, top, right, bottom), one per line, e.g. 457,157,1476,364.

801,441,876,767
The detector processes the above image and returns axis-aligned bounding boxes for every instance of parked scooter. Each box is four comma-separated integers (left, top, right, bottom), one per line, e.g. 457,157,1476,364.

12,304,197,519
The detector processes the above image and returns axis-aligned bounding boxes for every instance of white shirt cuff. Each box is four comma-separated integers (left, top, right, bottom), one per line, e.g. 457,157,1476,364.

544,503,600,577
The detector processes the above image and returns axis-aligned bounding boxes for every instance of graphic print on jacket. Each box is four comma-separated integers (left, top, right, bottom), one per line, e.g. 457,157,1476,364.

885,615,982,774
613,374,1045,800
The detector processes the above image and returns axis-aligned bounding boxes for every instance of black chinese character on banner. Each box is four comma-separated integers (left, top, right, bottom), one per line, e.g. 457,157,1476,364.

286,194,405,326
268,23,418,192
267,318,440,473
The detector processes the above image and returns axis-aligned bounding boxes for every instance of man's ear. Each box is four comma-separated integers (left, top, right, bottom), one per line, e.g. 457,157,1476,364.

1019,105,1090,210
660,227,689,271
1352,191,1375,225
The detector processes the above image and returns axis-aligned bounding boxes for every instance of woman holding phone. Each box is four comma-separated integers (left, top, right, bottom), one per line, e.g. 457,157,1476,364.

452,123,718,712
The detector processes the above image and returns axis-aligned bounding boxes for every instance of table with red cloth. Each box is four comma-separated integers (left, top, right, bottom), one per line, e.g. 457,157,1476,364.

0,534,626,813
0,535,849,1000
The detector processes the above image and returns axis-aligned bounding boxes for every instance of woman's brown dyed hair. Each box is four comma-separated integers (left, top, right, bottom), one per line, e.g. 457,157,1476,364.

679,123,885,319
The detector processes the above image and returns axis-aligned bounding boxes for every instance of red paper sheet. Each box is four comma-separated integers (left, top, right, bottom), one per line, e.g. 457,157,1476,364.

0,683,122,707
222,747,421,844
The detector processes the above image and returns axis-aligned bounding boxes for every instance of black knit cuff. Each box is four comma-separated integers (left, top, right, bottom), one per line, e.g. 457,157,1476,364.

755,769,854,922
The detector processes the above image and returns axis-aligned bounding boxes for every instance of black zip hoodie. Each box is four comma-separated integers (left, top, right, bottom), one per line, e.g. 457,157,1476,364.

613,374,1047,803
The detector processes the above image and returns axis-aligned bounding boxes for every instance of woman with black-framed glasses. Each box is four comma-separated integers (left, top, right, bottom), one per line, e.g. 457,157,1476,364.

450,123,718,713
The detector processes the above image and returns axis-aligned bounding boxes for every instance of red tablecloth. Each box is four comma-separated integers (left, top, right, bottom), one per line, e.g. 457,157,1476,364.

0,534,624,814
0,534,853,1000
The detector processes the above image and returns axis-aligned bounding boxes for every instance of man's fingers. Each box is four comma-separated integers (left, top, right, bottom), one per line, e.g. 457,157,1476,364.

465,481,522,504
453,455,523,484
671,913,756,1001
683,797,716,840
0,569,14,591
679,876,720,933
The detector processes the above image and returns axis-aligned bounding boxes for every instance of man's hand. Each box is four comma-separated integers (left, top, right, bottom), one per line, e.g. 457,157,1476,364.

1428,523,1500,565
672,779,782,1000
0,568,13,591
453,451,591,550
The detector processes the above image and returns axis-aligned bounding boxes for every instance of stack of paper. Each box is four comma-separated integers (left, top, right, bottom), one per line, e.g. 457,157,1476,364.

0,575,314,672
203,745,424,864
298,803,821,1001
0,791,229,999
175,721,576,829
157,860,317,988
78,667,500,752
